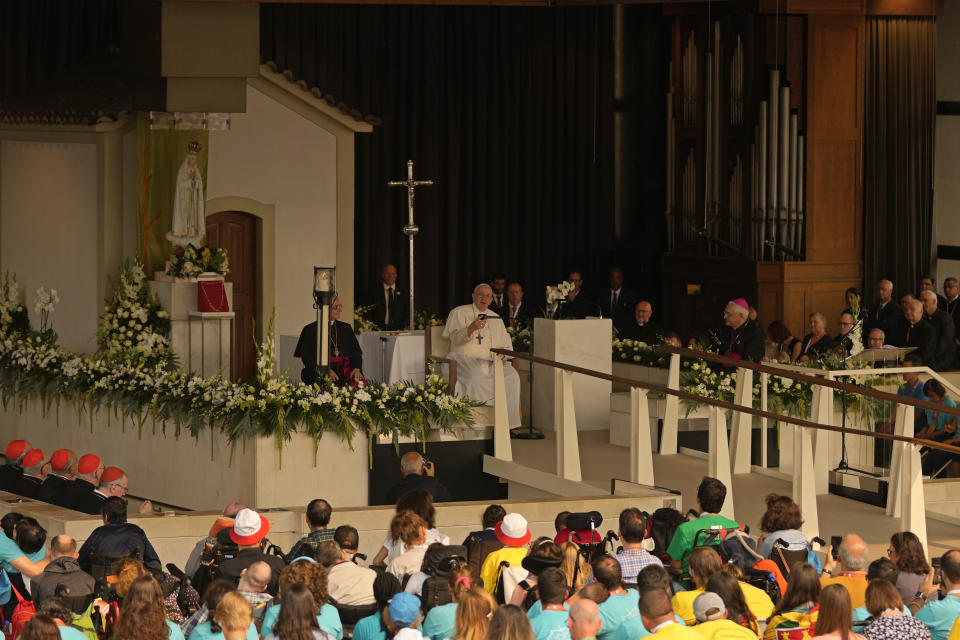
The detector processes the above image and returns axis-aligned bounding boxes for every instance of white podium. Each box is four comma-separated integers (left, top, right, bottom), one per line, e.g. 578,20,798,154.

532,318,612,432
148,280,235,378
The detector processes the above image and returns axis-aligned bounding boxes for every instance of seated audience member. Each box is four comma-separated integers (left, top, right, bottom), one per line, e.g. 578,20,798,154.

620,301,663,344
213,591,256,640
919,291,956,371
852,559,904,625
31,535,95,611
20,616,62,640
834,313,857,355
184,501,246,579
487,604,536,640
13,448,45,499
671,548,773,626
917,380,960,476
561,542,593,593
797,313,835,361
184,579,257,640
463,505,506,577
261,560,342,640
351,572,403,640
374,491,450,567
66,454,105,515
719,299,766,363
236,561,274,629
0,440,31,492
454,587,497,640
386,511,431,581
37,597,91,640
640,589,702,640
862,579,929,640
919,276,948,310
553,511,601,545
667,476,739,585
4,515,48,610
387,452,452,505
215,509,285,596
705,572,761,636
113,574,186,640
327,526,376,606
821,534,870,609
97,466,152,514
867,329,886,350
664,332,682,348
757,494,821,571
895,300,936,367
568,598,604,640
481,514,531,595
403,541,441,597
422,564,477,640
612,565,686,640
767,321,801,362
594,555,640,640
77,497,162,576
264,582,337,640
37,449,76,508
690,591,758,640
286,499,335,563
510,540,563,607
764,563,820,640
888,532,933,605
612,508,662,585
914,550,960,640
880,355,928,435
527,568,570,640
812,583,866,640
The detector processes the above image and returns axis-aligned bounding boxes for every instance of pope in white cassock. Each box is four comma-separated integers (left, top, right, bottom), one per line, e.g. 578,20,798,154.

442,283,522,427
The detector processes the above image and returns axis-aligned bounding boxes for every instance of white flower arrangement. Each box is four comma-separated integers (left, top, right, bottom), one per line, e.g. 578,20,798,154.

97,261,172,364
34,287,59,333
546,281,576,305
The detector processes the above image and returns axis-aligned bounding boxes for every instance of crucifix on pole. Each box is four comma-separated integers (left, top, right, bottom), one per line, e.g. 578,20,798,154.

388,160,434,330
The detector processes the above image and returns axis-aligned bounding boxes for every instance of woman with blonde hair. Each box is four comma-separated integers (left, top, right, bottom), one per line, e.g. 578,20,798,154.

214,592,254,640
560,541,591,591
114,558,149,600
113,574,186,640
484,605,534,640
812,584,866,640
453,588,497,640
260,560,341,639
422,564,476,640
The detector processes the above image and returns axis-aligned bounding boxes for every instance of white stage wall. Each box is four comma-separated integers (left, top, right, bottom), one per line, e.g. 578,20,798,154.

0,141,100,353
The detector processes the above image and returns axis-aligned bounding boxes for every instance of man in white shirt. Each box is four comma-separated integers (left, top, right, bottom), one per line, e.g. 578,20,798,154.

327,526,377,606
442,283,521,427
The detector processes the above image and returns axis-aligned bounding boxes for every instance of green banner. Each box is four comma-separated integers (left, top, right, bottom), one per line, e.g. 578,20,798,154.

136,113,209,276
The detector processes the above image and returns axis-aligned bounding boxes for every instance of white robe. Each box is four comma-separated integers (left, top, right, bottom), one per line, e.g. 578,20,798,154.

442,303,521,427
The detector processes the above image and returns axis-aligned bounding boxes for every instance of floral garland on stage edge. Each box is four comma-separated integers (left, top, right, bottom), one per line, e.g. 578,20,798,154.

0,266,479,467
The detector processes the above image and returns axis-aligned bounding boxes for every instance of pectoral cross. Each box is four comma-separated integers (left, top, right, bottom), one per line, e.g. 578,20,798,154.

476,332,484,345
388,160,434,330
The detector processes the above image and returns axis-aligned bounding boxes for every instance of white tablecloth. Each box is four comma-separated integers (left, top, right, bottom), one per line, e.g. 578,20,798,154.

357,331,426,385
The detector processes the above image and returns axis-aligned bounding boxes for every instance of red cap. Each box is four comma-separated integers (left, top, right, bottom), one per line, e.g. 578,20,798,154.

77,454,102,475
5,440,29,460
20,449,44,468
100,466,125,483
50,449,72,472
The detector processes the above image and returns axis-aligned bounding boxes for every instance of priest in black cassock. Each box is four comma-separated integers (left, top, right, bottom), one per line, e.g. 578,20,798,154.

295,295,364,386
619,301,662,343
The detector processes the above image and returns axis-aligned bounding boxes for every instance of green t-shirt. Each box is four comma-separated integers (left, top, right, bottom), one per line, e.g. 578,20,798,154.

666,514,739,582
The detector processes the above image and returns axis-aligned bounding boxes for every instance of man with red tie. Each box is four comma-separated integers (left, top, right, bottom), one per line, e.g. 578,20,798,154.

504,282,536,329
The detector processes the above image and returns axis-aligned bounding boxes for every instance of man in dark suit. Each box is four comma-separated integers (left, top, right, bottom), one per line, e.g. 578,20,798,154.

620,301,663,344
367,263,408,331
490,273,508,317
0,440,30,493
946,278,960,367
605,267,638,335
920,275,948,311
893,299,936,366
920,290,956,371
67,454,106,515
866,279,904,339
503,282,537,329
385,452,452,504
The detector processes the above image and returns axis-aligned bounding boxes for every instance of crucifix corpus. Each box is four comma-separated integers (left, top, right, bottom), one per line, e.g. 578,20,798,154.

388,160,434,330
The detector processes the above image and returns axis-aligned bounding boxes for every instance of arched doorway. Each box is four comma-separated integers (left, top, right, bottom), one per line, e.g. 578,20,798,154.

206,211,259,380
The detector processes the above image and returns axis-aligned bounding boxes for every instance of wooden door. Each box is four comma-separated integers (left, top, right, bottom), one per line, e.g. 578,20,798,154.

206,212,258,381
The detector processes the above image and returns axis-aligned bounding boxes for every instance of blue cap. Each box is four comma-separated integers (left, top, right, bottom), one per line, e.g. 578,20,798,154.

389,592,421,626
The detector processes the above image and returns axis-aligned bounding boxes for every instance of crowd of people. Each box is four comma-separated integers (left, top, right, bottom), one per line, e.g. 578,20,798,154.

1,456,958,640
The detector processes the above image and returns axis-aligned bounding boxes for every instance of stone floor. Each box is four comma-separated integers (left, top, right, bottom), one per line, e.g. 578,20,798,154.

512,429,960,559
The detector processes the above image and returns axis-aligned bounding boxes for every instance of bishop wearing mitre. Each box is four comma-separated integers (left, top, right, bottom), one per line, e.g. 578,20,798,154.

442,283,522,427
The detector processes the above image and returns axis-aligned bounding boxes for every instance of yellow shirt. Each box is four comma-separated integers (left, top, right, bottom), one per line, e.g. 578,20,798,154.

480,545,528,594
672,584,774,626
819,574,867,609
651,622,707,640
947,615,960,640
693,619,761,640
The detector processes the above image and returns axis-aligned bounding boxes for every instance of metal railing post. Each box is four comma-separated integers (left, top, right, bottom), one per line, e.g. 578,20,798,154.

493,356,513,462
730,366,754,473
630,387,655,485
708,406,735,520
660,353,681,454
555,369,582,481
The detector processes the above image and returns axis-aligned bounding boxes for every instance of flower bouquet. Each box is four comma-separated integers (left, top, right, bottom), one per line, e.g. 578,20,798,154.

166,243,229,279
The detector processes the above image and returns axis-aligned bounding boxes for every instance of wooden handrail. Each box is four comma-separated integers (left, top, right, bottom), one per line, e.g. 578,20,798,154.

491,348,960,456
651,344,960,419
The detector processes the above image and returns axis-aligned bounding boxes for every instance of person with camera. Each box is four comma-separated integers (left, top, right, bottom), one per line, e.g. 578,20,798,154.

386,452,452,504
215,509,285,596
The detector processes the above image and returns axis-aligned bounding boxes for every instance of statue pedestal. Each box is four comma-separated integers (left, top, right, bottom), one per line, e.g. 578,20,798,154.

149,280,235,378
531,318,612,431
